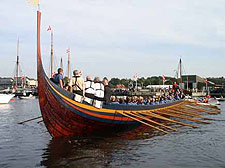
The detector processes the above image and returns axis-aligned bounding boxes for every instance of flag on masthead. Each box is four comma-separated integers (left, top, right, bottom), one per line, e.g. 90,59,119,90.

47,26,52,31
66,48,70,53
28,0,39,6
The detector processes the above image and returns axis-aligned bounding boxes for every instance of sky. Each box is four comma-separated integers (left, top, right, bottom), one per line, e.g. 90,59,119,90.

0,0,225,79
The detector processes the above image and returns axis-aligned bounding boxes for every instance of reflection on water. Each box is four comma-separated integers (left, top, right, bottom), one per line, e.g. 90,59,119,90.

1,99,225,168
0,104,11,110
40,127,161,168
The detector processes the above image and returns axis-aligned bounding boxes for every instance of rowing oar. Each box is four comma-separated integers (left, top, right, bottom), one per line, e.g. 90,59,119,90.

168,108,212,120
17,116,42,124
169,108,203,118
155,110,210,124
116,111,168,134
185,105,220,114
37,120,43,124
174,107,213,120
140,111,199,128
179,106,203,114
185,105,206,112
128,112,177,131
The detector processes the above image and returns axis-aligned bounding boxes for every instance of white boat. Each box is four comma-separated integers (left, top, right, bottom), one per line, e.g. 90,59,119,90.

0,94,14,104
19,94,35,100
216,97,225,101
208,98,220,105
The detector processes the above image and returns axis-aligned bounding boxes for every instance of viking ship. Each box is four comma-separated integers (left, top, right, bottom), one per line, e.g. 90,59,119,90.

37,10,218,138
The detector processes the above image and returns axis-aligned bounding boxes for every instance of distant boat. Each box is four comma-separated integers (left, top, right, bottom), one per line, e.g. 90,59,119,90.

197,98,220,107
0,94,14,104
19,94,36,100
217,96,225,101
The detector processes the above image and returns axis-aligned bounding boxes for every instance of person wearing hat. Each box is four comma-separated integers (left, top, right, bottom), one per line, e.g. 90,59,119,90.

69,70,85,98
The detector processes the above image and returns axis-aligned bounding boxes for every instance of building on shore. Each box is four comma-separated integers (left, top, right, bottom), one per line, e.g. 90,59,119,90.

179,75,215,92
0,77,13,90
25,77,38,88
0,76,38,90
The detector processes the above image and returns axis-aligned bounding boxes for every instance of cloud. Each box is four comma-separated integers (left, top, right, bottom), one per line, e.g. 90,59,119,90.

0,0,225,78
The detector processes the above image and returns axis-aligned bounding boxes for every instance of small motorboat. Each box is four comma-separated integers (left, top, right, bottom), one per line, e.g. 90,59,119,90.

208,98,220,105
216,96,225,102
0,94,14,104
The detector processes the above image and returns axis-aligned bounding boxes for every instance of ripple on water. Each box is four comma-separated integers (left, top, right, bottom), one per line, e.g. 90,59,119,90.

0,100,225,168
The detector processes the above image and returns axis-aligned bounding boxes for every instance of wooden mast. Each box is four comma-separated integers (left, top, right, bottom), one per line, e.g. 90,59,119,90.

60,57,63,69
50,30,54,77
179,58,182,83
67,48,70,78
16,38,20,87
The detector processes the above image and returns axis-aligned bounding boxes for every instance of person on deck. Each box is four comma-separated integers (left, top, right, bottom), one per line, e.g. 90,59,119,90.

172,82,179,92
85,75,95,99
94,77,104,101
69,70,85,98
103,77,111,105
53,68,64,88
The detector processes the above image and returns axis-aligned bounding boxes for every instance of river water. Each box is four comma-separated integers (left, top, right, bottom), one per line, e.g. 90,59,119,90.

0,99,225,168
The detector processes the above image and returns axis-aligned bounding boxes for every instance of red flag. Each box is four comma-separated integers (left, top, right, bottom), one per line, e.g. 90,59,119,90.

21,76,25,81
133,74,138,80
204,79,208,83
162,75,166,81
66,48,70,53
47,26,52,31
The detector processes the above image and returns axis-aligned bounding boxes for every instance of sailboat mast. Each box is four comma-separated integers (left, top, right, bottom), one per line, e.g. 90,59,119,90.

179,58,182,84
60,57,63,69
50,30,54,77
67,49,71,78
16,38,20,87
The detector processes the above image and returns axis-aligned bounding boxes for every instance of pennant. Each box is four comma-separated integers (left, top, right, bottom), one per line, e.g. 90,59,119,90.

21,76,25,81
66,49,70,53
28,0,39,6
162,75,166,81
47,26,52,31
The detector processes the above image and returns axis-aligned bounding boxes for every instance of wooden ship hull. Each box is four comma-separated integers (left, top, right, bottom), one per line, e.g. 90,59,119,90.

37,11,218,138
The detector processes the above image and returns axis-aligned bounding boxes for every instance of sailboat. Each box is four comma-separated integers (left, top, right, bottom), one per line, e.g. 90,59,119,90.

36,9,216,138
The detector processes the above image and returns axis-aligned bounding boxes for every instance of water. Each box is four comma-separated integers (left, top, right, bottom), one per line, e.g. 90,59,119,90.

0,99,225,168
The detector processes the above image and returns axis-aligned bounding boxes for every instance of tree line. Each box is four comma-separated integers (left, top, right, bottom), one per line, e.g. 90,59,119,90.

109,76,225,88
109,76,177,88
207,77,225,86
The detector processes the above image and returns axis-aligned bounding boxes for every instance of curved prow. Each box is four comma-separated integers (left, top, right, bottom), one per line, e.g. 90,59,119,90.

37,10,44,78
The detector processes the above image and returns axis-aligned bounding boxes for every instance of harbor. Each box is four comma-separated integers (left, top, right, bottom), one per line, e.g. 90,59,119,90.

1,0,225,168
0,99,225,167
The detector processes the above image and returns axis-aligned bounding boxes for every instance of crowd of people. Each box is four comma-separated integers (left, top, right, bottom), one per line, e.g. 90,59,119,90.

51,68,111,105
51,68,184,106
110,87,185,106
